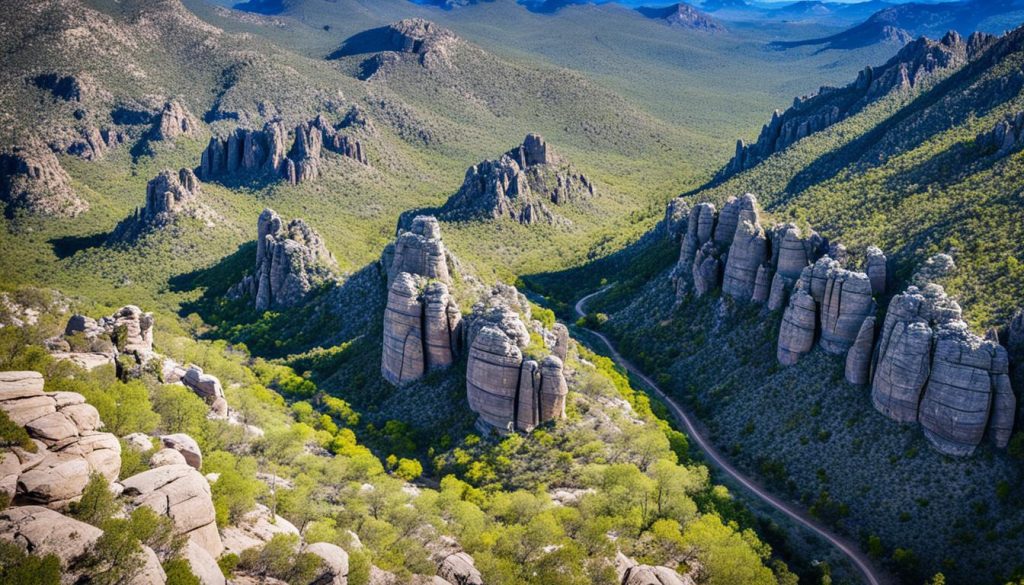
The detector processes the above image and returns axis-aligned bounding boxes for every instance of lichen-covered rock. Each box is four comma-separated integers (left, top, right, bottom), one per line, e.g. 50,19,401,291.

440,134,593,225
0,140,87,217
120,464,223,556
155,100,198,141
466,326,523,432
819,269,875,354
387,215,451,285
866,246,887,295
845,316,876,385
721,203,767,301
777,289,817,366
229,208,337,310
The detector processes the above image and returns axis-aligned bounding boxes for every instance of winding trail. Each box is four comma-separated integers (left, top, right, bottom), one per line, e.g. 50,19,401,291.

574,288,887,585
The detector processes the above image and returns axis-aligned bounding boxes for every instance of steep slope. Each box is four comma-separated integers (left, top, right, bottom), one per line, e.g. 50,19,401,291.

571,24,1024,585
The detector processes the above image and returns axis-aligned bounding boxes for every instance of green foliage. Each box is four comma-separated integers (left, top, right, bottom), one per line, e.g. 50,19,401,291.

237,534,325,584
151,384,209,439
163,559,201,585
0,540,61,585
681,515,775,585
203,450,263,527
64,377,160,437
0,409,35,451
68,473,120,527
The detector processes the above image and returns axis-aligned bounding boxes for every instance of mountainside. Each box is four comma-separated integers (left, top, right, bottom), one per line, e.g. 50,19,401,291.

568,22,1024,585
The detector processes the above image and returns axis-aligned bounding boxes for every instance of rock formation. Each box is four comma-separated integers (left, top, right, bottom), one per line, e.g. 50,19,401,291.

119,464,224,556
819,269,876,354
465,289,568,434
385,215,452,286
440,134,595,225
112,168,214,239
0,140,87,217
865,246,887,295
385,18,460,70
200,115,367,186
777,289,818,366
718,31,995,181
0,371,121,507
50,305,156,371
845,316,876,385
155,99,199,141
721,202,768,301
228,208,338,310
637,3,724,32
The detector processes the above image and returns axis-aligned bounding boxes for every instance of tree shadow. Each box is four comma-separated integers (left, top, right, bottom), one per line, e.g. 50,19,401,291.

48,232,110,259
326,27,400,60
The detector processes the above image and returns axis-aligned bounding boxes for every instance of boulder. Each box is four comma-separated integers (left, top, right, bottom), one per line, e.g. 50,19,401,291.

220,503,300,556
124,432,155,452
120,464,223,556
0,505,102,570
622,565,694,585
777,289,817,366
437,552,483,585
307,542,350,585
52,431,122,483
17,451,91,505
182,366,224,400
0,370,46,401
845,317,876,385
150,448,188,468
185,539,226,585
160,434,202,470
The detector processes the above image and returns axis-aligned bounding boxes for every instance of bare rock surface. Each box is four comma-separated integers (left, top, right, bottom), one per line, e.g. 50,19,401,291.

845,316,876,385
120,464,223,556
386,215,451,286
0,140,86,217
307,542,350,585
155,99,198,141
721,198,767,301
777,288,817,366
160,433,202,470
229,208,337,310
220,503,300,556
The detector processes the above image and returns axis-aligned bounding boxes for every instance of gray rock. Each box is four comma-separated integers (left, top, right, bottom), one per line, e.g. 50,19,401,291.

388,216,451,285
721,202,767,301
307,542,350,585
423,282,462,370
777,288,817,366
872,319,933,423
515,360,541,432
819,269,875,354
772,224,821,281
767,273,792,312
155,100,197,141
663,198,690,240
539,356,568,422
437,551,483,585
691,241,721,298
622,565,694,585
140,168,202,223
182,366,224,400
161,433,202,470
713,194,756,246
466,326,522,432
552,323,569,361
0,139,87,217
381,273,427,386
751,264,772,304
865,246,887,295
845,316,876,386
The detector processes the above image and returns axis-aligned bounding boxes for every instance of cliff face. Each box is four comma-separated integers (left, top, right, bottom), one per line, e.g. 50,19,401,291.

228,208,338,310
380,216,461,386
440,134,595,225
717,31,995,182
0,140,86,217
200,115,367,186
668,191,1015,457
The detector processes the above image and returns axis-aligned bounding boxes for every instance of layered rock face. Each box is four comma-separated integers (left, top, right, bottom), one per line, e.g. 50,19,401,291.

440,134,595,225
385,215,452,286
155,99,198,141
381,216,461,386
0,140,87,217
465,286,568,434
717,31,994,181
0,371,121,508
200,115,367,186
228,208,338,310
869,282,1017,456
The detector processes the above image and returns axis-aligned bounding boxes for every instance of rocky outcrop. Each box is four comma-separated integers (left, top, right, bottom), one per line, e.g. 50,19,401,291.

819,270,876,354
307,542,350,585
865,246,887,295
161,434,202,470
637,3,723,32
845,316,876,385
721,202,768,301
385,19,460,69
228,208,338,310
200,116,367,186
718,31,994,181
977,110,1024,157
436,551,483,585
440,134,595,225
155,100,199,141
0,140,87,217
182,365,225,401
621,565,694,585
380,216,461,386
465,296,568,434
0,371,121,507
221,503,300,556
120,464,224,557
777,289,818,366
385,216,452,286
112,168,214,239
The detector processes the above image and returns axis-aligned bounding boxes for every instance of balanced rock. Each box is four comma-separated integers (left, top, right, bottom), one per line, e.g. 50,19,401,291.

120,464,223,556
777,288,817,366
440,134,594,225
0,140,87,217
229,208,337,310
182,366,224,401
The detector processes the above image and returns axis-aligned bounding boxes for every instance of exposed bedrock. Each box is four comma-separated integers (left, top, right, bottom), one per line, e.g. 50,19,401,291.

466,326,524,431
228,208,337,310
0,140,87,217
777,288,818,366
386,215,451,286
712,193,756,246
866,246,888,296
767,273,792,312
721,206,767,301
155,99,198,142
381,273,462,386
439,134,594,225
819,270,875,355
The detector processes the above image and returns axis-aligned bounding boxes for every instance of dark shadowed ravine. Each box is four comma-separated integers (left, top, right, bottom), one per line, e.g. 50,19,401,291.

573,287,889,585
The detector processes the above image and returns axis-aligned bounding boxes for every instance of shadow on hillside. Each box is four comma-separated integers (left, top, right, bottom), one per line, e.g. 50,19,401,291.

327,27,398,60
49,232,109,259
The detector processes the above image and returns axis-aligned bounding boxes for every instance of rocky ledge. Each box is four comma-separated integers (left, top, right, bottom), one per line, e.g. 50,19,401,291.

717,31,995,181
440,134,595,225
229,208,338,310
200,114,367,186
0,139,87,217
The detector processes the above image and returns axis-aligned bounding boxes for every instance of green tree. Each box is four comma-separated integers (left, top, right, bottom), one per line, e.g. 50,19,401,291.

152,384,209,438
680,515,775,585
69,473,119,527
0,540,61,585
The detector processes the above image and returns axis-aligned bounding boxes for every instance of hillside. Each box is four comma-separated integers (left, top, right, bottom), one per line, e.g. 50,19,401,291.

568,23,1024,585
